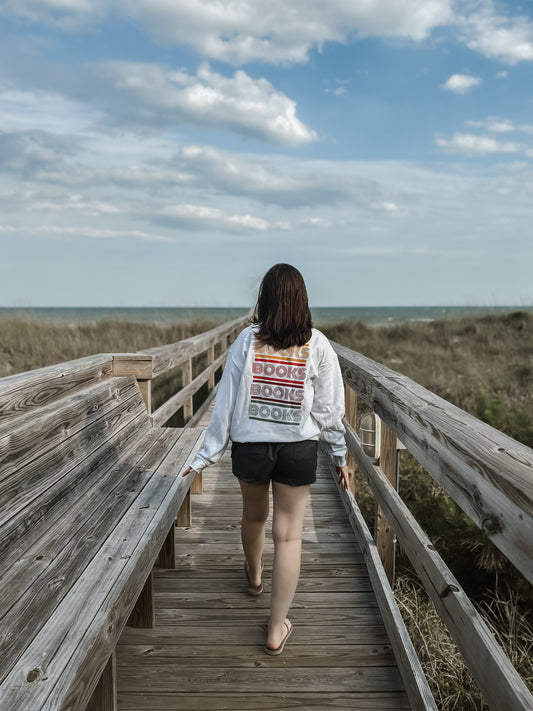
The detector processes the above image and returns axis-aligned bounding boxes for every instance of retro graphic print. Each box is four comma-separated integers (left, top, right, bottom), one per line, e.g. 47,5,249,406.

249,341,309,426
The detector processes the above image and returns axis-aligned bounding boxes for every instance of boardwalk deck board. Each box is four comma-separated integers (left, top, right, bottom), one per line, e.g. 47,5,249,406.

117,413,410,710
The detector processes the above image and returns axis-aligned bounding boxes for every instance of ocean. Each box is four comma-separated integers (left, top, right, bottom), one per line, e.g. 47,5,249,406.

0,305,531,327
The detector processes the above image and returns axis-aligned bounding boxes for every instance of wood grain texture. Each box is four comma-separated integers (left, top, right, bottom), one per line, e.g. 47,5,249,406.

0,388,150,557
344,422,533,711
375,420,397,583
0,354,113,426
87,653,117,711
113,355,153,380
0,375,141,488
0,426,205,710
332,341,533,586
156,526,176,569
132,573,155,629
117,692,411,710
0,426,171,681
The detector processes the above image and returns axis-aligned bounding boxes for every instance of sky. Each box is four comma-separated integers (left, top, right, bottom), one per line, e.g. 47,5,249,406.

1,0,533,308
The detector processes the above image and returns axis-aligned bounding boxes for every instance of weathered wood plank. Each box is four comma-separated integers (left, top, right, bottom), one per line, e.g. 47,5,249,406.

132,573,155,629
117,666,405,694
119,624,392,647
156,526,175,569
345,422,533,711
0,354,113,425
333,341,533,585
153,574,369,593
155,607,385,626
171,551,366,569
176,489,191,527
0,376,141,485
0,427,205,710
116,643,396,667
0,391,150,556
113,355,153,380
0,427,172,681
375,420,398,582
140,316,249,378
87,653,117,711
153,591,379,609
117,692,410,710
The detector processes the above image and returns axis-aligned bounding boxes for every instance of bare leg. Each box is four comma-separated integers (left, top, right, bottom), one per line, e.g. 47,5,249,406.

238,480,270,587
267,481,310,650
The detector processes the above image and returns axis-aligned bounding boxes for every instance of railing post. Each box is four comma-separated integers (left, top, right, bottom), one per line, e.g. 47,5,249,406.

131,572,155,628
87,652,117,711
207,344,215,392
181,358,193,423
344,384,357,494
374,419,399,584
137,380,152,414
112,355,154,417
177,489,191,527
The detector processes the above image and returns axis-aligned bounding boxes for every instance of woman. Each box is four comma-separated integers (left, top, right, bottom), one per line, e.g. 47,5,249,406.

183,263,349,655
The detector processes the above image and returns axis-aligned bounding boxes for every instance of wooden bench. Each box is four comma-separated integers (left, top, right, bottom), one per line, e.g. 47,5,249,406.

0,354,204,710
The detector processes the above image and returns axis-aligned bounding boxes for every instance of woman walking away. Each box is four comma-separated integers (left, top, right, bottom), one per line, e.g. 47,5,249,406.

183,263,349,655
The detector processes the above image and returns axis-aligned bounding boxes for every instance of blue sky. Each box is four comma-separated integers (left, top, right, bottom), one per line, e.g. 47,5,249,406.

1,0,533,307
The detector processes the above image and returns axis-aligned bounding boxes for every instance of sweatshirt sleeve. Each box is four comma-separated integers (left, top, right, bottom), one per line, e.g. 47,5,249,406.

190,336,246,471
311,337,347,467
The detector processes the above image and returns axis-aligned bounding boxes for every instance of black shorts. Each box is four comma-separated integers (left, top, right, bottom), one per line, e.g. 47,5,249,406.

231,440,318,487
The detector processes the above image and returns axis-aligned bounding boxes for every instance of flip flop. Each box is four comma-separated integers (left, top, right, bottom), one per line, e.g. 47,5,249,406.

244,560,264,595
264,619,293,656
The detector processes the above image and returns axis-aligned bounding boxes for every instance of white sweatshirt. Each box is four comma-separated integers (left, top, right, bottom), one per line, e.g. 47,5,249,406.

191,325,347,471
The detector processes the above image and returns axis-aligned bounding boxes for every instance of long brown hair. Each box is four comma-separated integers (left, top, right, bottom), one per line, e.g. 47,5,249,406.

253,263,313,348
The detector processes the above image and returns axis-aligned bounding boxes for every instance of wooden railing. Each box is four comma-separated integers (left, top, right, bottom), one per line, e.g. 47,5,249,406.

331,341,533,711
113,314,250,426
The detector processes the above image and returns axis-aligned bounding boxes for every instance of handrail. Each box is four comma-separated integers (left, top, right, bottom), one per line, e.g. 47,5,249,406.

0,354,114,427
139,315,250,378
333,342,533,584
331,340,533,711
113,314,250,425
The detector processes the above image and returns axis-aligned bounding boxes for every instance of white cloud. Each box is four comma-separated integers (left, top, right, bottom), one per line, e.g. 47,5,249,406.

436,132,520,154
325,86,347,97
4,0,533,71
300,217,333,228
467,118,514,133
29,194,121,215
2,0,454,65
459,4,533,65
101,62,316,146
172,144,359,206
34,225,172,242
441,73,483,94
0,0,108,31
126,0,455,65
161,204,271,231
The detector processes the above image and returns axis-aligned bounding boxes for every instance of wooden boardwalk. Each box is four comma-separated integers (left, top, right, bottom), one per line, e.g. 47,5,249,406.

116,406,410,710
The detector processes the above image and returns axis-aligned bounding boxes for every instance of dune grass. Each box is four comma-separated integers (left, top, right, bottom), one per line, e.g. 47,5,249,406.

0,316,222,379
